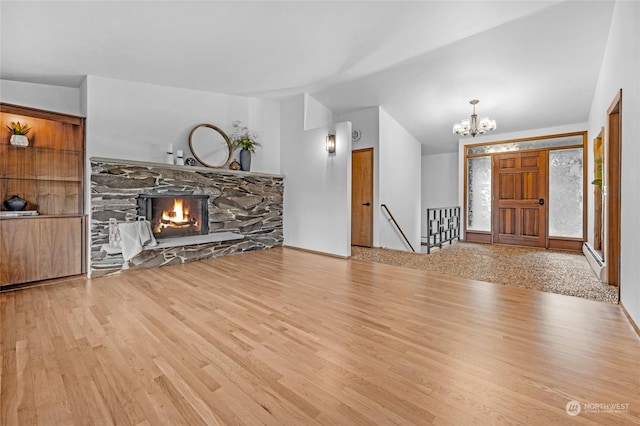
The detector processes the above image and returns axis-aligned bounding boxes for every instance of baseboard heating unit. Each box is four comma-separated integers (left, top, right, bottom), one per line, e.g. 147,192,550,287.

583,242,606,282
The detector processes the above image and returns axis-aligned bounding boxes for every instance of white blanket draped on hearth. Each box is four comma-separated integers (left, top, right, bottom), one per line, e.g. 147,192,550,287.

118,218,157,269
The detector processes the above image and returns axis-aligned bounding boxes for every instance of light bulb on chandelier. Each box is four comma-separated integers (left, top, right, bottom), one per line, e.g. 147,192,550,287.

453,99,496,137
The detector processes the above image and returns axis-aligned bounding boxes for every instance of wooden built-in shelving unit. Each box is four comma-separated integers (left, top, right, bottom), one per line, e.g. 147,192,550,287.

0,103,86,288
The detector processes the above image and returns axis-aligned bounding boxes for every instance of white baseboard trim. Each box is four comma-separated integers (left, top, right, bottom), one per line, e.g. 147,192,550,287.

583,242,606,282
283,245,350,259
620,302,640,338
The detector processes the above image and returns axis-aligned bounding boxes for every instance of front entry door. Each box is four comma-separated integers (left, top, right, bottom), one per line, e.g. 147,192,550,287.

352,148,373,247
492,150,547,247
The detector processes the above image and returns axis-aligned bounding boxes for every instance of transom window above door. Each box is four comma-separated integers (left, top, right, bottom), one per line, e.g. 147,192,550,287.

466,134,584,155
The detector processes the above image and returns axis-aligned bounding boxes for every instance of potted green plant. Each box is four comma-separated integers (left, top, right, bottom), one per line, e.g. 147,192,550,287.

592,157,603,186
231,120,261,171
6,121,31,147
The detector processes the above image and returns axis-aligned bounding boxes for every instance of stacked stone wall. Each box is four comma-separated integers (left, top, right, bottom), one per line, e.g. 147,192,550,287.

90,159,283,277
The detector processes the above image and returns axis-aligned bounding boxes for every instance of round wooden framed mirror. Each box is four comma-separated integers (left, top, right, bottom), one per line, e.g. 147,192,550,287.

189,124,232,168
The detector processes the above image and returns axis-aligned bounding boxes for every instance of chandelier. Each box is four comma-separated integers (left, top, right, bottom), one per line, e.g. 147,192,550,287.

452,99,496,137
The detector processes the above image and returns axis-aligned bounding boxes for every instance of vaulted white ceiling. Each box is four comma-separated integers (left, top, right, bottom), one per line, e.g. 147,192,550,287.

0,1,615,154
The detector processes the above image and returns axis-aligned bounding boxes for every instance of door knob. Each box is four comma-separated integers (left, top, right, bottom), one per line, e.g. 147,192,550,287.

362,202,371,206
538,198,545,205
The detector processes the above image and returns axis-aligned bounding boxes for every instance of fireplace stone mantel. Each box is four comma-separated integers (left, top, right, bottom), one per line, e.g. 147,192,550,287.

90,157,284,277
91,157,284,179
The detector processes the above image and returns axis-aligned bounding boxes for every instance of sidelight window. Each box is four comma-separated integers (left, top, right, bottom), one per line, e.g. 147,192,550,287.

548,148,583,238
467,156,492,232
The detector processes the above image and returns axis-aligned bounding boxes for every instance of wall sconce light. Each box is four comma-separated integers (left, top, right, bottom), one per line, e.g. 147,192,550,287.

326,134,336,153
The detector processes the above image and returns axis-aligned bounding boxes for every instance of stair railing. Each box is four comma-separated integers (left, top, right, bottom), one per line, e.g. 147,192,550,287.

421,206,461,254
380,204,415,252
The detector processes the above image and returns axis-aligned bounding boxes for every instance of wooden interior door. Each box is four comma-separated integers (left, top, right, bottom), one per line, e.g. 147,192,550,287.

352,148,373,247
593,129,604,255
605,90,621,287
492,150,547,247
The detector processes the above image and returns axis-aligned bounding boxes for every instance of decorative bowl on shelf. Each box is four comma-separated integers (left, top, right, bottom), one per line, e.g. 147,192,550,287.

3,194,27,211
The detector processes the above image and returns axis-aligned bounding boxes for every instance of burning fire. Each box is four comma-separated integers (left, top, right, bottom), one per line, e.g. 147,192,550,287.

165,199,189,222
155,198,199,233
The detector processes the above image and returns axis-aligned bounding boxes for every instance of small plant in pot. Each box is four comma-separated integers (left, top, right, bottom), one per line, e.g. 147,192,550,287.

6,121,32,147
231,120,261,171
592,157,603,187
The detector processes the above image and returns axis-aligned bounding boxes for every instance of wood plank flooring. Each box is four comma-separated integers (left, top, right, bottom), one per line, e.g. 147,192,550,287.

1,247,639,425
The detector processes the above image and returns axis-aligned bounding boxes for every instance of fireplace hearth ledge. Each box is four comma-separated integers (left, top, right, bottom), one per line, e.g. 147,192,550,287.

99,232,245,255
150,232,244,250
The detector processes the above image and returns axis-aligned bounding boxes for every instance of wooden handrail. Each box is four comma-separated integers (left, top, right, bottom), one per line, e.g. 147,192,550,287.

380,203,415,252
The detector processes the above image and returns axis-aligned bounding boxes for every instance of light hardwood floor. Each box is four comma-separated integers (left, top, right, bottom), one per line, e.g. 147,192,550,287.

1,247,639,425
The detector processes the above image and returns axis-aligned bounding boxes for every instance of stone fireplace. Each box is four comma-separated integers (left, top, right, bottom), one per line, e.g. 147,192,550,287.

137,194,209,239
90,158,284,277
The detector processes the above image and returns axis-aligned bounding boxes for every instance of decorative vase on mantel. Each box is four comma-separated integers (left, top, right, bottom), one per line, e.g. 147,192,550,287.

231,120,260,173
239,149,251,171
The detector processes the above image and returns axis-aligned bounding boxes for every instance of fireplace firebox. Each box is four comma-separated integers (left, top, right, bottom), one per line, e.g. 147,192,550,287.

137,194,209,239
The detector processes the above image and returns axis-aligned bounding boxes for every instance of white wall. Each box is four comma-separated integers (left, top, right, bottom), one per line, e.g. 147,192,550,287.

421,152,458,235
587,0,640,327
281,94,352,257
340,106,421,252
379,108,421,251
304,93,335,130
82,75,280,173
339,107,381,246
1,79,81,116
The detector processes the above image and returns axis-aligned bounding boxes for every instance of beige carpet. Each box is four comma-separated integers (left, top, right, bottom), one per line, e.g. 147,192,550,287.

351,242,619,304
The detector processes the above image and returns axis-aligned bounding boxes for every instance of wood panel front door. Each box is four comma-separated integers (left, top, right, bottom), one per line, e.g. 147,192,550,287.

492,150,547,247
352,148,373,247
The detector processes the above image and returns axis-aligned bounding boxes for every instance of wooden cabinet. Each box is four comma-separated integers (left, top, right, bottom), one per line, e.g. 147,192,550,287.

0,217,83,285
0,103,86,288
0,218,40,284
